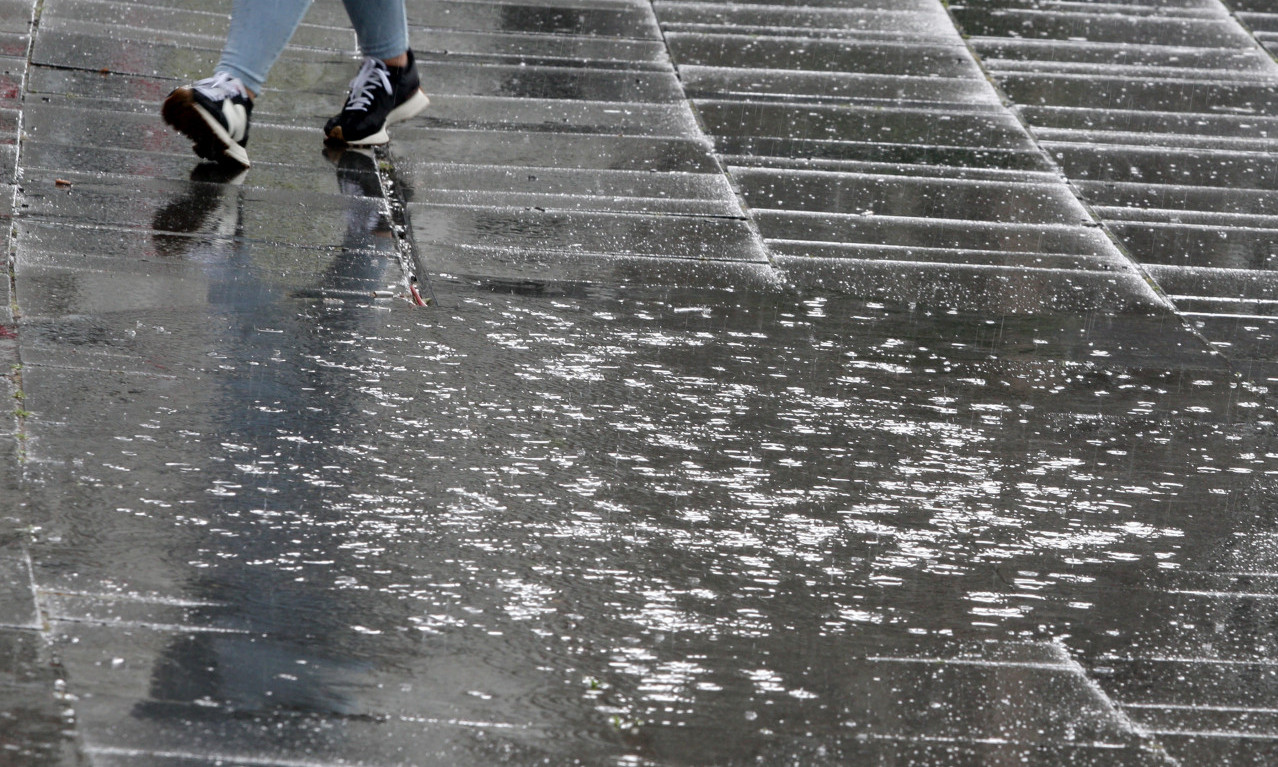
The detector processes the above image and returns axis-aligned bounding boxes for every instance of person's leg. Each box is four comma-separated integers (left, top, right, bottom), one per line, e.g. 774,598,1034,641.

219,0,315,96
162,0,311,166
339,0,409,62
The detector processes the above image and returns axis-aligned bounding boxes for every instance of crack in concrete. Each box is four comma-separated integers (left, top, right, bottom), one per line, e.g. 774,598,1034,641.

371,146,437,307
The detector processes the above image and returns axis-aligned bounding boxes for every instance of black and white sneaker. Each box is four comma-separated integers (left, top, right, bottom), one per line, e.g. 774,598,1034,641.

161,72,253,168
324,51,429,147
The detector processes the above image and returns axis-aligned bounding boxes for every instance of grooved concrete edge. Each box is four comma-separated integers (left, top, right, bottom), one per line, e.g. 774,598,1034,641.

639,0,779,281
934,0,1223,359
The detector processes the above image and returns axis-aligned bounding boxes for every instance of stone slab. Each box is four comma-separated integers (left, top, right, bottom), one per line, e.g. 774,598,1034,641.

403,163,742,216
999,74,1278,115
957,10,1252,49
419,94,700,136
654,3,955,40
736,168,1095,224
678,65,1002,106
17,172,391,251
391,127,721,172
668,34,980,78
695,101,1037,150
774,255,1168,315
407,203,767,262
753,210,1118,255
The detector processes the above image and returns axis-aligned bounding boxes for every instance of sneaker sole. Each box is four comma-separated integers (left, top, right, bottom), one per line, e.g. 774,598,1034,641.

338,89,431,147
161,89,250,168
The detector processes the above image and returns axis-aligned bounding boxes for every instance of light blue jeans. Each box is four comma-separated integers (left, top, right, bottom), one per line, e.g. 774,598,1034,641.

217,0,410,94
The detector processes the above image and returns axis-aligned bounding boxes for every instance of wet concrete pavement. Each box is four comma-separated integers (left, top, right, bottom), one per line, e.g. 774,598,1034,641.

4,0,1278,764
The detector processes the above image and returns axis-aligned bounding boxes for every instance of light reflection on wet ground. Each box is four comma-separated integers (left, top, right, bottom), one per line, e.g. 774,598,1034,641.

6,0,1278,764
21,248,1275,762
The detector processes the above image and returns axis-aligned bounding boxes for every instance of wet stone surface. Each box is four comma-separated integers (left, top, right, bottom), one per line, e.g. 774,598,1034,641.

15,278,1267,766
952,0,1278,371
1231,0,1278,59
649,0,1148,308
4,0,1278,764
381,0,759,285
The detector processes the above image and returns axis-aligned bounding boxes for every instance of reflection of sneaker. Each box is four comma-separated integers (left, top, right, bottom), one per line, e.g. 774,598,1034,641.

161,72,253,168
323,146,382,199
151,162,245,256
189,162,249,187
324,147,391,237
324,51,429,147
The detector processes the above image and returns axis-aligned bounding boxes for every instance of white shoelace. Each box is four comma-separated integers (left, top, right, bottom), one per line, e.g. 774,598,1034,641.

194,71,247,101
343,58,392,112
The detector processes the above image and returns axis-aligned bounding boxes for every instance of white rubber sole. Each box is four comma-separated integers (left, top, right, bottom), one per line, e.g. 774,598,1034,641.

192,102,250,168
388,89,430,125
345,89,430,147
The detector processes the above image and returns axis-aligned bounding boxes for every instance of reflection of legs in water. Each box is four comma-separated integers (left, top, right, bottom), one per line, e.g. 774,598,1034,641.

148,149,400,300
138,156,407,733
325,146,437,306
161,0,429,167
150,164,247,258
324,148,403,294
326,147,388,218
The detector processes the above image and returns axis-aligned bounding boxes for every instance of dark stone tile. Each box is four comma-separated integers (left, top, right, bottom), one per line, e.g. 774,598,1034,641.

408,203,767,262
409,0,660,38
0,551,37,629
404,163,741,216
21,102,344,165
1189,314,1278,364
696,101,1035,150
774,254,1168,315
18,141,345,194
855,644,1144,747
0,0,30,36
655,3,956,40
1155,733,1278,766
1022,106,1278,140
1077,181,1278,218
1000,74,1278,115
391,127,722,172
768,240,1119,271
1109,222,1278,270
1098,657,1278,710
679,65,1001,106
973,37,1273,73
419,60,684,102
17,172,393,251
1125,702,1278,737
714,135,1052,171
736,169,1093,223
1049,144,1278,189
429,247,781,289
667,34,980,77
0,627,77,766
956,8,1252,49
754,210,1115,255
419,94,696,136
419,29,667,65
